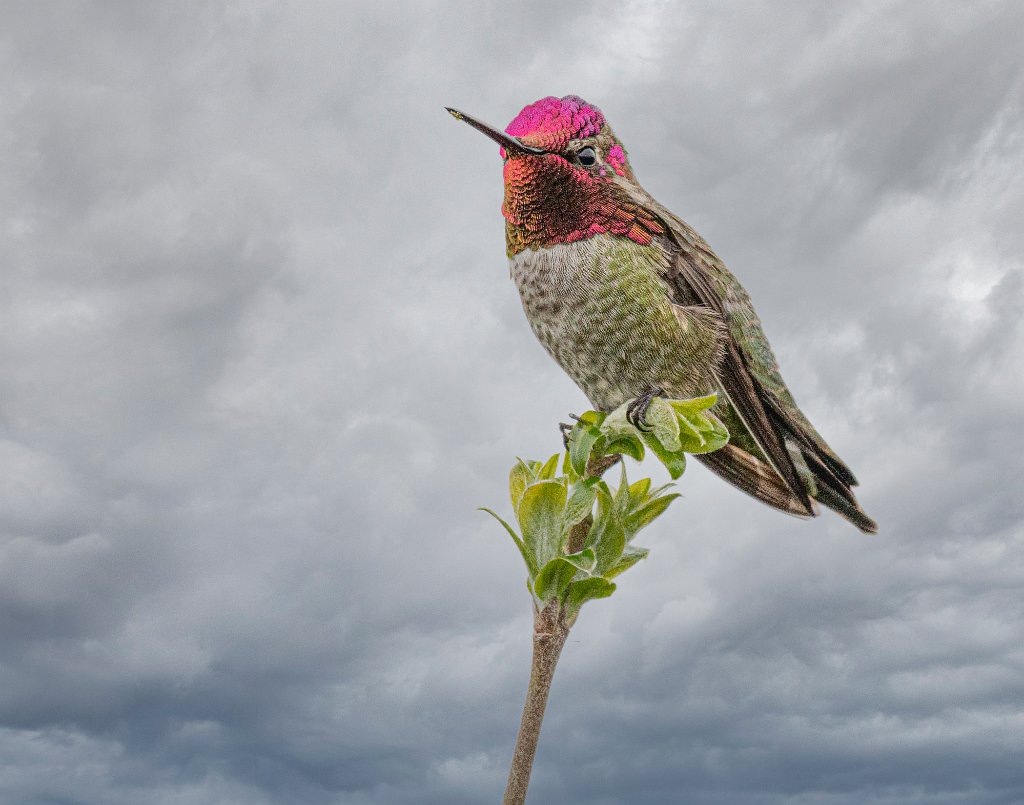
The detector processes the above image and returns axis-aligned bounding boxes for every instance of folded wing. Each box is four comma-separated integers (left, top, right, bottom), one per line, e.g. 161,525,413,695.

655,210,877,533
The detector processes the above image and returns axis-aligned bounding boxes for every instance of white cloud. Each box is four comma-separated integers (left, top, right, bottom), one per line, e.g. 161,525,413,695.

1,2,1023,803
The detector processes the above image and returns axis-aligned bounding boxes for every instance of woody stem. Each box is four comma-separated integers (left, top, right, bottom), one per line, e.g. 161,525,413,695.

502,599,571,805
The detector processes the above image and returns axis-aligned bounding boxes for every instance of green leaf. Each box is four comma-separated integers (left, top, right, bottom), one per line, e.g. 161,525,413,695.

688,411,729,453
565,577,616,614
564,478,598,531
591,511,626,574
605,545,650,579
675,412,708,452
537,452,561,481
533,557,578,602
667,393,718,416
596,405,645,461
640,430,687,479
603,434,645,461
578,410,607,428
628,477,652,502
563,547,597,573
479,507,537,576
561,450,579,484
647,397,682,452
509,459,535,515
648,483,675,499
612,461,631,516
624,493,681,536
516,480,568,567
569,419,602,477
593,481,614,521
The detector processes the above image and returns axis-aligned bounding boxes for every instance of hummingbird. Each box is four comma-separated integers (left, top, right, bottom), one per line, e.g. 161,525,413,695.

448,95,877,533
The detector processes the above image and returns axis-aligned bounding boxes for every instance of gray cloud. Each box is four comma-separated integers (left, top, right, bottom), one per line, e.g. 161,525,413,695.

2,2,1023,803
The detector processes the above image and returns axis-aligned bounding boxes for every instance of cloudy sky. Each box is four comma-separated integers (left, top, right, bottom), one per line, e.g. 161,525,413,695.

2,2,1023,803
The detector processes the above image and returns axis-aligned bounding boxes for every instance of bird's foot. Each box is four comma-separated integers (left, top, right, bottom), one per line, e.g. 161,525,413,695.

626,386,665,432
558,414,582,449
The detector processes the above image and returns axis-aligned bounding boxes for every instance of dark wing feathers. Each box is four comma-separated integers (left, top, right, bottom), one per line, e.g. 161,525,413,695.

698,444,818,519
759,385,859,488
647,205,877,533
662,244,812,514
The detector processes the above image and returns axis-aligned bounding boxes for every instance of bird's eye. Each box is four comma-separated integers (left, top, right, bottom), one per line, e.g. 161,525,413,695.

576,147,597,166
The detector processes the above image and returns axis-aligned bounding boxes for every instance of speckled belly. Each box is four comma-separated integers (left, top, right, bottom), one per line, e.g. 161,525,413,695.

509,235,720,411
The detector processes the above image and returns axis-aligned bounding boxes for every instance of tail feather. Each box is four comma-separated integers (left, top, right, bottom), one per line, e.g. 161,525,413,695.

761,386,860,488
812,473,878,534
698,406,878,534
697,444,817,519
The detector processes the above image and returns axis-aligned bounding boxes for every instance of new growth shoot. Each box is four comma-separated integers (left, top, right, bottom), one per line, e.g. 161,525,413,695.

481,394,728,804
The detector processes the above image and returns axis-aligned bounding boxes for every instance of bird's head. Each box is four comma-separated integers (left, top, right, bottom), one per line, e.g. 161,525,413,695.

448,95,664,256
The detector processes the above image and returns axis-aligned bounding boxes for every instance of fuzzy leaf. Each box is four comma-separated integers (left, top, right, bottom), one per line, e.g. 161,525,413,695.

561,450,579,484
648,483,676,500
563,547,597,574
517,480,567,568
479,507,537,576
533,557,578,602
605,545,650,579
591,512,626,574
628,477,652,502
675,413,708,452
612,462,631,517
569,420,602,477
647,397,682,452
603,434,645,462
593,481,614,521
640,430,688,479
597,405,645,459
509,459,534,515
537,452,561,481
624,493,681,536
565,577,616,614
564,478,598,531
667,393,718,416
687,411,730,453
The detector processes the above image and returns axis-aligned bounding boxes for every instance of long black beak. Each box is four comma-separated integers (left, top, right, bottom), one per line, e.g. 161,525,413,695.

446,107,546,156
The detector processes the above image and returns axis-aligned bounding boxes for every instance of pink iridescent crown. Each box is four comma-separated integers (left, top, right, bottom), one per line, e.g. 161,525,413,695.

504,95,606,151
503,95,630,177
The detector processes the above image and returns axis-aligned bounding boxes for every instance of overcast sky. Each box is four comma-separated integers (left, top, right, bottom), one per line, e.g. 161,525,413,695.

2,2,1023,803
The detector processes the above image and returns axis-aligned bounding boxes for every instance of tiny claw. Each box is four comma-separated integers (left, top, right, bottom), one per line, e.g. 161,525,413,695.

626,386,664,432
559,421,573,449
625,399,648,431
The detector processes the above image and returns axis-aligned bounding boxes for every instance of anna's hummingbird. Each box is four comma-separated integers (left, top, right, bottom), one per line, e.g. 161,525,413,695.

448,95,876,533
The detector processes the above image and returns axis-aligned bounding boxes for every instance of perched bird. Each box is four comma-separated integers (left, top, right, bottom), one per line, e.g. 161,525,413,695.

448,96,876,533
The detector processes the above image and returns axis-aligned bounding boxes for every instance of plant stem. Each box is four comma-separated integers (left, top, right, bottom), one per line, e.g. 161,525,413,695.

502,451,619,803
503,599,570,805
